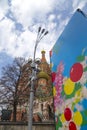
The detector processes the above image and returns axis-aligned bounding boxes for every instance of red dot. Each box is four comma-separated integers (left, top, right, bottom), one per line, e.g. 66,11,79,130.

64,108,72,121
69,121,77,130
70,63,83,82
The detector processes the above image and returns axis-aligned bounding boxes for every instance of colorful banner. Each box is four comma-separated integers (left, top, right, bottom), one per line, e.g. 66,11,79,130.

50,9,87,130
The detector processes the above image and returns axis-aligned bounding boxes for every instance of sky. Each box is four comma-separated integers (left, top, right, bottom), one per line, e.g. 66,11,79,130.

51,10,87,76
0,0,87,76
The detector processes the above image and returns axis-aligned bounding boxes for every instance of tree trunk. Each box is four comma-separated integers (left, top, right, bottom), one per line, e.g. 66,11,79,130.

13,101,17,122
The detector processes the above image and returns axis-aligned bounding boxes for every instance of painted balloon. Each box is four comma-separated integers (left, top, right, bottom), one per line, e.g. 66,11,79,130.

64,108,72,121
73,111,83,125
60,114,66,123
64,78,75,95
70,63,83,82
69,121,77,130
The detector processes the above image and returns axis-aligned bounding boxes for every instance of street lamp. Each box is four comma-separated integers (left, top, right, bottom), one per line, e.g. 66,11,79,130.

28,27,48,130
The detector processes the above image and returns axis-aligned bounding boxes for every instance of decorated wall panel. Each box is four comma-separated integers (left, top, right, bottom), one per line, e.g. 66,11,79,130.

50,9,87,130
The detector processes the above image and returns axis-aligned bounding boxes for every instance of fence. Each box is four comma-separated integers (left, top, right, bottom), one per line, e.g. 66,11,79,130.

0,121,55,130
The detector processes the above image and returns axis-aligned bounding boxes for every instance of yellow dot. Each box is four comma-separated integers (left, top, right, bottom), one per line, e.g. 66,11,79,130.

73,111,83,125
60,114,66,123
64,78,75,95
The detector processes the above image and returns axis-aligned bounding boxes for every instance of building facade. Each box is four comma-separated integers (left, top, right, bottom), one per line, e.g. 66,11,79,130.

15,50,54,122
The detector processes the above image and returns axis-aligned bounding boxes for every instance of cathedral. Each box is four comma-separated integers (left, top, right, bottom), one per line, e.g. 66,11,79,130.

13,50,54,122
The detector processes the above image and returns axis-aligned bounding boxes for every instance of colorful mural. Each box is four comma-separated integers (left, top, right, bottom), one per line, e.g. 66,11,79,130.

50,9,87,130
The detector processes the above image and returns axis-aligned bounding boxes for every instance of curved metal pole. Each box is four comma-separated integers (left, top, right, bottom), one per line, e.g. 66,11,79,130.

34,39,38,62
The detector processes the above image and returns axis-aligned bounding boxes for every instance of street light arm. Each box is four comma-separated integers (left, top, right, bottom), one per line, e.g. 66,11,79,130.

33,39,38,61
33,27,42,61
38,31,49,42
38,27,41,33
33,29,49,60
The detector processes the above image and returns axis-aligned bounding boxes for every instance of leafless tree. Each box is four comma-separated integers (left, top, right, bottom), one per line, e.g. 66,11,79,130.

0,57,31,121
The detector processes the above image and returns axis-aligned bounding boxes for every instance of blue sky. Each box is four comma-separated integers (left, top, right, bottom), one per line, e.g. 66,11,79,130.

51,10,87,77
0,0,87,76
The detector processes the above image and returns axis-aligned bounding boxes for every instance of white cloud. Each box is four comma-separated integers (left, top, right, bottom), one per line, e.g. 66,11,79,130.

0,17,16,48
72,0,87,12
0,0,9,19
13,29,36,58
0,0,87,64
48,14,56,22
0,17,36,58
11,0,55,28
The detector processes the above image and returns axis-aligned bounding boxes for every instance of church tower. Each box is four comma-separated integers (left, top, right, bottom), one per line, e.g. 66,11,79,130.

36,50,52,99
34,50,53,121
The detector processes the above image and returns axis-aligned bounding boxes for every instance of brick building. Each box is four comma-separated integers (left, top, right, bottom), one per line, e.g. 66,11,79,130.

14,50,54,122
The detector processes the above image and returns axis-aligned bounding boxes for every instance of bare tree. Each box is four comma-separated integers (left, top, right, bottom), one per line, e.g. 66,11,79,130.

0,57,30,121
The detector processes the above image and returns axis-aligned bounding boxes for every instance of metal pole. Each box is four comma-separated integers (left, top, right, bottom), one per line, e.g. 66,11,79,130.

28,27,48,130
28,69,35,130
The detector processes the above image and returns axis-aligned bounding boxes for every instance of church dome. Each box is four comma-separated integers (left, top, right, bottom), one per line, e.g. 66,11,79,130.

37,71,49,80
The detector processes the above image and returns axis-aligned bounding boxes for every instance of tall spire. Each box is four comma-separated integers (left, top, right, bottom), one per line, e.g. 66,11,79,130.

41,50,46,62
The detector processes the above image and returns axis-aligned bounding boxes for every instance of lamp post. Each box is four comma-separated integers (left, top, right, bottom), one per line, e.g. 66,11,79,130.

28,27,48,130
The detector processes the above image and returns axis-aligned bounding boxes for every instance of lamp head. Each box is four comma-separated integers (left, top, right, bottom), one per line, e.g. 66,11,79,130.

44,31,49,35
38,27,41,33
41,29,45,34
